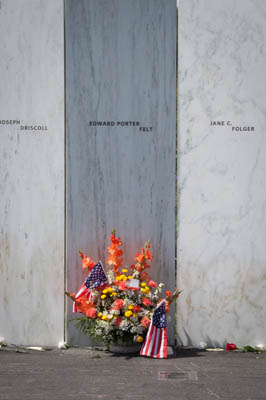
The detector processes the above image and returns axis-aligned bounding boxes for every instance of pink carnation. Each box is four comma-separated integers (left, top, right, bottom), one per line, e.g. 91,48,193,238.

113,299,124,310
141,317,151,328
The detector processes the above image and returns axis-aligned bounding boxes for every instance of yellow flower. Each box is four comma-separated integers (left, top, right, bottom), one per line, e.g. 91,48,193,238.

133,313,138,318
141,282,146,287
101,294,106,299
128,305,133,310
112,292,117,296
123,276,127,281
97,312,102,318
113,315,118,319
122,269,128,273
127,276,133,279
144,287,150,293
125,310,133,318
102,289,108,294
137,336,143,343
102,315,109,321
141,288,146,293
108,287,113,293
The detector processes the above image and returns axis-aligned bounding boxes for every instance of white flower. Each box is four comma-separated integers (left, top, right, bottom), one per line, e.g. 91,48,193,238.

107,270,115,284
130,325,138,334
120,320,130,331
58,341,68,349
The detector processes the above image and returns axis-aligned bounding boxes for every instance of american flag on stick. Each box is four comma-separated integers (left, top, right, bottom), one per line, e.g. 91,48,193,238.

140,299,167,359
73,261,107,313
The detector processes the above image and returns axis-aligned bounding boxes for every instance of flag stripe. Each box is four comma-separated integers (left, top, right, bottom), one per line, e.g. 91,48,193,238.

143,325,154,356
155,329,163,358
140,298,167,359
140,323,153,355
161,327,167,358
147,325,157,357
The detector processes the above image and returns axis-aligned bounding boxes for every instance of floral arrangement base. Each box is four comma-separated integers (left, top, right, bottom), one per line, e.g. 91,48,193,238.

109,343,142,354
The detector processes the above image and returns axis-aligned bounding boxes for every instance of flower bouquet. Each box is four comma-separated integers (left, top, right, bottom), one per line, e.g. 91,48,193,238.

66,230,181,358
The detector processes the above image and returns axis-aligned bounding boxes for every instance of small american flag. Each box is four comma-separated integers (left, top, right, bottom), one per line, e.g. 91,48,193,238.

140,299,167,358
73,261,107,313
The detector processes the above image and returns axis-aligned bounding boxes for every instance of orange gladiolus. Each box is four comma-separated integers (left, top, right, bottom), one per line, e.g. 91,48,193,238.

107,231,123,271
82,255,95,269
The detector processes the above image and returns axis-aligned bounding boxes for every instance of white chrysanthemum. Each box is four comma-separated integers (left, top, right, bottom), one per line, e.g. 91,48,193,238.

96,320,109,329
107,270,115,284
130,325,138,334
119,320,130,331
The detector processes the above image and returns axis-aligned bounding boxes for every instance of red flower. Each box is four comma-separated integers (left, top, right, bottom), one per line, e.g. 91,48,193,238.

141,317,151,328
86,307,97,319
166,291,172,297
142,297,152,306
226,343,237,351
114,317,123,327
113,299,124,310
118,281,127,291
148,280,158,288
133,305,142,313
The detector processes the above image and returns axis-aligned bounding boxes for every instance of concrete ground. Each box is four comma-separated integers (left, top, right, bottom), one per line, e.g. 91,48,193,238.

0,346,266,400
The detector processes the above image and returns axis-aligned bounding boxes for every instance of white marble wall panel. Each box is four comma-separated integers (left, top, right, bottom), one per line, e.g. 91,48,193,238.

65,0,176,345
0,0,64,346
177,0,266,347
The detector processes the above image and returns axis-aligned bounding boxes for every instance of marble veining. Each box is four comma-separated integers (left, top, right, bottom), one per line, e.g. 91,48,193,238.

0,0,64,346
177,0,266,347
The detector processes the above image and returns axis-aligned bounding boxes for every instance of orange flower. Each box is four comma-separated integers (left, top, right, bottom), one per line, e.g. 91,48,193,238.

106,231,123,271
134,241,152,272
86,307,97,318
165,301,169,313
82,255,95,269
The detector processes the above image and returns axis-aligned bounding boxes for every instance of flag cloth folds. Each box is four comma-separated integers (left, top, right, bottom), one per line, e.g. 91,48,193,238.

140,299,167,358
73,261,107,313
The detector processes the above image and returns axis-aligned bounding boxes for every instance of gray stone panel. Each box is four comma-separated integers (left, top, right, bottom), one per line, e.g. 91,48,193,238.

0,0,64,345
177,0,266,347
65,0,176,344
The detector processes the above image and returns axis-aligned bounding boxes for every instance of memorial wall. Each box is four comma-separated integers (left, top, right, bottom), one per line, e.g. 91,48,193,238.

0,0,64,345
177,0,266,347
0,0,266,349
65,0,176,345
